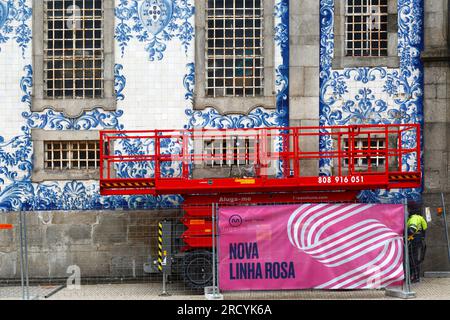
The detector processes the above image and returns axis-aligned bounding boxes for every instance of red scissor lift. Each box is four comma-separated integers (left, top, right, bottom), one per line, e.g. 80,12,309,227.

99,124,421,288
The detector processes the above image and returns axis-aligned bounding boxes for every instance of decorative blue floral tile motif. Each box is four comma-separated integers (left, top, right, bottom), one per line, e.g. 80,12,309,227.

20,64,126,131
113,134,183,180
115,0,194,61
319,0,424,203
182,62,286,129
0,64,182,211
0,1,10,28
114,64,127,101
0,0,31,58
139,0,173,36
183,0,289,176
274,0,289,126
185,107,287,130
183,0,290,130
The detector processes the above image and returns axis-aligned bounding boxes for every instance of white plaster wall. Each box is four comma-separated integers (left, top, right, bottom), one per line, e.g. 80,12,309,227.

0,18,31,140
115,7,195,130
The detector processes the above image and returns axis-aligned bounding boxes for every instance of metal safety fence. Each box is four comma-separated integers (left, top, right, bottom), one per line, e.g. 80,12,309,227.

0,204,218,300
1,194,449,300
210,197,450,300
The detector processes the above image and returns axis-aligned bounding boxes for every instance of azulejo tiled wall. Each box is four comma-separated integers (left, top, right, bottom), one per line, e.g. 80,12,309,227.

0,0,423,211
319,0,424,203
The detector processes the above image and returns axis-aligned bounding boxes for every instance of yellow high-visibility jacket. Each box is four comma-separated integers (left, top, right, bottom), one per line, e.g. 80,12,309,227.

407,214,428,233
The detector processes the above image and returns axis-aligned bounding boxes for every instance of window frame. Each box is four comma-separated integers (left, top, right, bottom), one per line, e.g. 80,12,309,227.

194,0,276,114
44,140,100,170
32,0,116,118
333,0,399,69
31,129,101,182
204,135,256,167
342,137,386,169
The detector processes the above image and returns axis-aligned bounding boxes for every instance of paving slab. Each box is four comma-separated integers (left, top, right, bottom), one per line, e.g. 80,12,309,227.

41,278,450,300
2,278,449,300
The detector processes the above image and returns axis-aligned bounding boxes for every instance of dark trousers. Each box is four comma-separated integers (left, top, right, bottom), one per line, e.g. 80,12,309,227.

408,234,426,282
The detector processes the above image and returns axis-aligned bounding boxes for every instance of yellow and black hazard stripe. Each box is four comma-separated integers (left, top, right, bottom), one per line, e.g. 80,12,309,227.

101,181,155,188
389,174,421,181
157,222,163,272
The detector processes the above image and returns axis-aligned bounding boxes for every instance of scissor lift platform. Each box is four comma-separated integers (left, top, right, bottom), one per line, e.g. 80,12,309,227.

99,124,421,196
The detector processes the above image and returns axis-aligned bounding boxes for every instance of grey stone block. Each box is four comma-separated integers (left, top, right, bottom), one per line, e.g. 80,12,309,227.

289,97,319,120
424,99,447,122
0,228,14,251
289,14,301,37
25,225,46,249
299,1,319,15
52,212,97,225
424,123,447,150
289,67,304,96
92,215,128,245
67,225,92,243
46,225,68,247
111,256,137,277
297,45,320,67
424,150,446,170
303,67,319,97
298,35,321,46
424,170,444,190
27,252,50,278
424,67,447,84
422,246,450,272
425,0,446,12
47,250,111,278
436,84,448,99
0,252,19,277
424,84,437,99
298,15,320,37
128,225,152,244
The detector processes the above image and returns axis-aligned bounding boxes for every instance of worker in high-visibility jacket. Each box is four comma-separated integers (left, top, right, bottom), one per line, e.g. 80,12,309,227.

407,211,428,283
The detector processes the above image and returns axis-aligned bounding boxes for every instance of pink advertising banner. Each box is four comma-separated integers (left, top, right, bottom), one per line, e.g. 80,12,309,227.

218,204,405,291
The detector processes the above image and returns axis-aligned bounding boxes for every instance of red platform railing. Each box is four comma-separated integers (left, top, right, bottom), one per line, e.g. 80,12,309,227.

99,124,421,196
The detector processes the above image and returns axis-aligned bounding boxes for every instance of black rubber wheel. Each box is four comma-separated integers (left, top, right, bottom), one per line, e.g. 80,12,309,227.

182,250,213,290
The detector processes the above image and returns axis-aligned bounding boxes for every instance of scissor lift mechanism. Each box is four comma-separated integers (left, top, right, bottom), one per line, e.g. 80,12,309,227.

99,124,422,288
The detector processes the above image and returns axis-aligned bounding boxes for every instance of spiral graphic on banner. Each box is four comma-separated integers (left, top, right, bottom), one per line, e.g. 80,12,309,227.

287,204,404,289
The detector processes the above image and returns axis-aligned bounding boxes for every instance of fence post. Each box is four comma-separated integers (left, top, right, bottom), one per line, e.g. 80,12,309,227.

205,203,223,300
385,199,416,299
441,192,450,262
19,211,25,300
403,200,413,295
18,211,30,300
216,203,221,293
158,221,171,297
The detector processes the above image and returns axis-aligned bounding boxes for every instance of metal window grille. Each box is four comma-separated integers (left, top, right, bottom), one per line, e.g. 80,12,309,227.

44,141,100,170
206,0,264,97
204,136,255,167
44,0,104,99
343,138,386,167
345,0,388,57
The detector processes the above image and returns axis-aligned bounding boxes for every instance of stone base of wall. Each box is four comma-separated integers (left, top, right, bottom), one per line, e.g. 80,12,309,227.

0,210,181,280
1,199,449,281
422,192,450,272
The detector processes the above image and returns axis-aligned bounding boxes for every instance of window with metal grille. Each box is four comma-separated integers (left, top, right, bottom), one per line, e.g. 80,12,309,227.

45,141,100,170
206,0,264,97
204,136,255,167
44,0,103,99
343,138,386,167
345,0,388,57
